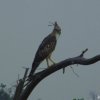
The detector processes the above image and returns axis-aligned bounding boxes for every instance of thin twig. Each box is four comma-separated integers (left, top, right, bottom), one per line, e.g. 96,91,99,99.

69,66,79,77
79,48,88,57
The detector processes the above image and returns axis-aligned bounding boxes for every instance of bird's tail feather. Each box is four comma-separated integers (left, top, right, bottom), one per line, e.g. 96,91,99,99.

28,62,40,78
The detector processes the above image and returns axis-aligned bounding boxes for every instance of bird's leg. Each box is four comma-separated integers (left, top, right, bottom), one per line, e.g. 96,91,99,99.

48,54,56,65
49,57,56,65
46,55,56,68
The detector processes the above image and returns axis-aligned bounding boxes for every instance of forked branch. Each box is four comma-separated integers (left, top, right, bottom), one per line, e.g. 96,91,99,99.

19,49,100,100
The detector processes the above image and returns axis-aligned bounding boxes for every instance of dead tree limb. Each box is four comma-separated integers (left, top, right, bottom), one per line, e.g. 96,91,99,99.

13,68,29,100
20,49,100,100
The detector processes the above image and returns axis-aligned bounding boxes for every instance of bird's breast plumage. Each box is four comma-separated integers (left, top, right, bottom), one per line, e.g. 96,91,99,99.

34,34,57,62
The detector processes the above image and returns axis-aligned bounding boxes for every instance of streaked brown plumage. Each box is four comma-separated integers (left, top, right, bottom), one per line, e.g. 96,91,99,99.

29,22,61,78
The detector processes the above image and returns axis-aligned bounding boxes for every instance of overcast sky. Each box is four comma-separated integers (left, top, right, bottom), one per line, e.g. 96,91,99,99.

0,0,100,100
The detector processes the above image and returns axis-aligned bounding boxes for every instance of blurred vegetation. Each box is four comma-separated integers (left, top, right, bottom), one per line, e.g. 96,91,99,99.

73,98,84,100
0,83,14,100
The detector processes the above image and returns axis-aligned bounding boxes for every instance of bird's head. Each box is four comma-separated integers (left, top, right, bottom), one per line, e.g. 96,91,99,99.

49,21,61,35
53,21,61,35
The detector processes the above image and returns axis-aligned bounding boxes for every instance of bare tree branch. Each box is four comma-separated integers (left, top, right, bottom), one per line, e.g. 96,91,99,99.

13,68,29,100
19,49,100,100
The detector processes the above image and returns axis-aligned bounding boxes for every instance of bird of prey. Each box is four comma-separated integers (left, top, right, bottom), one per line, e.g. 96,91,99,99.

29,22,61,78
